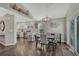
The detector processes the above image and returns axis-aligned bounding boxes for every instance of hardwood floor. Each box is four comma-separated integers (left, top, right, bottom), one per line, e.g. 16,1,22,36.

0,38,77,56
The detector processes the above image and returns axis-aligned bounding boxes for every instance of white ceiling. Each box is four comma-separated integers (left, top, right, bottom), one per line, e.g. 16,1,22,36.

48,3,70,18
21,3,49,20
0,3,70,21
21,3,70,20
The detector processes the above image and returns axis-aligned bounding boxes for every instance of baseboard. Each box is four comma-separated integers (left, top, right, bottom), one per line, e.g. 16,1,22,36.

0,41,16,46
4,42,16,46
0,41,5,46
58,42,67,44
63,42,67,44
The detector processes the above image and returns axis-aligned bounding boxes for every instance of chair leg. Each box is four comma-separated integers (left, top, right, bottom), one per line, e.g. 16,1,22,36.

41,44,45,51
41,44,43,50
36,42,38,48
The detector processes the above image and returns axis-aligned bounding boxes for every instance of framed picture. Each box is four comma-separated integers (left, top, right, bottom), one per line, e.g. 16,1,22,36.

0,20,5,32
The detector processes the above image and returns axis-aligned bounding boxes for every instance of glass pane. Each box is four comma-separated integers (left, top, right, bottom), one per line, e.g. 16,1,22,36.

70,19,75,49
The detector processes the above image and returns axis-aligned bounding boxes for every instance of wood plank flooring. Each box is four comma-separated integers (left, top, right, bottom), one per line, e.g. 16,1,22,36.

0,38,77,56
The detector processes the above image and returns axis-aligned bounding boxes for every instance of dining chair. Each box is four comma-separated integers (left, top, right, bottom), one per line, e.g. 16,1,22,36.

53,33,60,48
27,33,32,42
46,33,56,55
23,31,27,39
17,32,20,39
40,33,48,51
34,35,39,48
55,33,61,42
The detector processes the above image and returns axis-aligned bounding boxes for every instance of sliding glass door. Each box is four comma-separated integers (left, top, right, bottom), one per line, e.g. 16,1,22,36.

69,15,79,53
70,19,75,49
70,16,79,53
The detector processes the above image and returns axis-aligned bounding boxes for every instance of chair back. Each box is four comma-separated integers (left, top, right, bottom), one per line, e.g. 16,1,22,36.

34,35,38,42
40,33,47,44
55,33,61,42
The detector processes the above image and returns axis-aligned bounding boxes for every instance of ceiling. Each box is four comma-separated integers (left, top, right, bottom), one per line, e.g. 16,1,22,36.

0,3,70,20
21,3,70,20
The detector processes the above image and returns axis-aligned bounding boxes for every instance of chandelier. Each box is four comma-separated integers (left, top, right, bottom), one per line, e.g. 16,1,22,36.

42,16,59,27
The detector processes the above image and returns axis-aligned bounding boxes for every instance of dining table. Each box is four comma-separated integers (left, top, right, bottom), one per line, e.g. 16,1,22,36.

47,36,55,42
35,33,56,46
35,33,55,42
34,33,61,53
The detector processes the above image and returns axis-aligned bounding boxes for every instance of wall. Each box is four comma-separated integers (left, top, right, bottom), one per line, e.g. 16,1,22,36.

0,7,15,46
0,14,16,46
5,14,16,46
46,18,66,42
0,16,5,44
37,18,66,42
